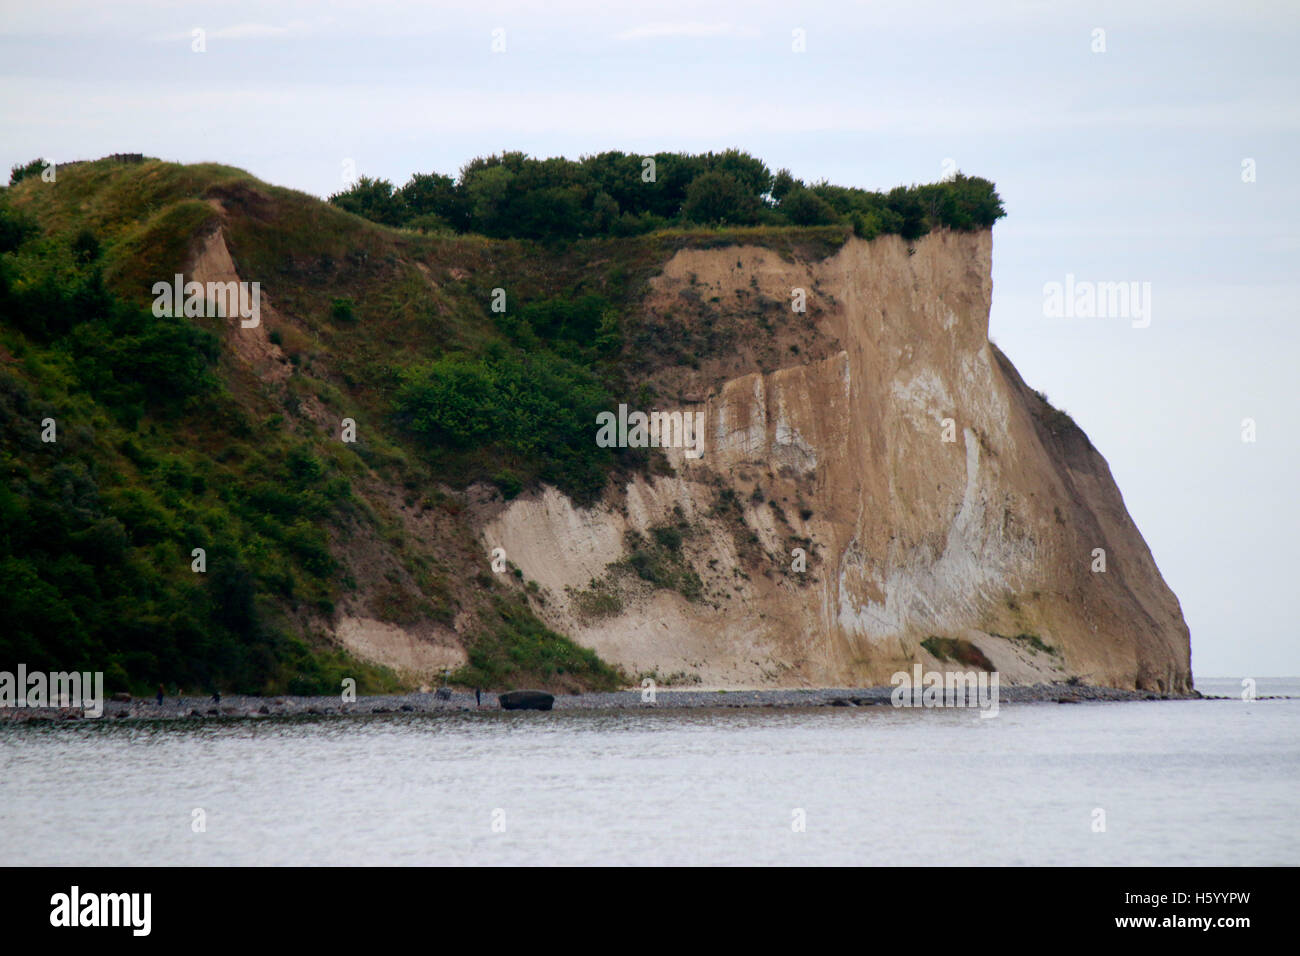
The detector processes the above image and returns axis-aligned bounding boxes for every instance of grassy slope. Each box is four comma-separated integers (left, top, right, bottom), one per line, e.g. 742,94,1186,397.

1,158,850,695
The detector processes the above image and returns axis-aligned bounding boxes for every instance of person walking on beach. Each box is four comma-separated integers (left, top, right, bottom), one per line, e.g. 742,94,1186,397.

475,687,481,708
156,684,164,706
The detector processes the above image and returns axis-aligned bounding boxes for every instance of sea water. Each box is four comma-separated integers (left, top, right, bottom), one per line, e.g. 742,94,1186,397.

1,678,1295,866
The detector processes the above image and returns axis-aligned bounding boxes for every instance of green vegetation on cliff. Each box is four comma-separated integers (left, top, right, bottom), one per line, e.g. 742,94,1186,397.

328,149,1006,241
0,191,390,693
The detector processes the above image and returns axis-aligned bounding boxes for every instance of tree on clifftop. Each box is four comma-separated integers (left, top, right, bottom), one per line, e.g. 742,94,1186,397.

683,171,761,225
328,176,406,227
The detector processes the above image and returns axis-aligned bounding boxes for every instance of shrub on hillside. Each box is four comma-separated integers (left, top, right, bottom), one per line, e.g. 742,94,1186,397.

8,158,47,186
393,350,616,499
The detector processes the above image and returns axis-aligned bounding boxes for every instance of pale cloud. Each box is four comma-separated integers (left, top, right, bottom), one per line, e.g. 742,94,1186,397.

3,0,1297,39
3,79,1295,151
615,21,756,41
152,22,300,43
209,23,293,39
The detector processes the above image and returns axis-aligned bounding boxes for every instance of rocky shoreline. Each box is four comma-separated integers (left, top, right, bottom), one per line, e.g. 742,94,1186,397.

0,682,1244,723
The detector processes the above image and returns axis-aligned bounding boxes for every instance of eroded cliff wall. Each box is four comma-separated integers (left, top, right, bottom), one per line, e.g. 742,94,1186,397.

479,231,1192,692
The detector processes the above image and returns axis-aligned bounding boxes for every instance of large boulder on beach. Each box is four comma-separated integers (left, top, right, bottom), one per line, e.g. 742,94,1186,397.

499,690,554,711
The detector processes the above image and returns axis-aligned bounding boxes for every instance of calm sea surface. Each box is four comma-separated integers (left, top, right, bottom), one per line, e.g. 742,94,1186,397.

2,678,1296,866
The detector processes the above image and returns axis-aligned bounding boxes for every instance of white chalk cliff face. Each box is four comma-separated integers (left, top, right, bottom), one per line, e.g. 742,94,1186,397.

482,230,1192,693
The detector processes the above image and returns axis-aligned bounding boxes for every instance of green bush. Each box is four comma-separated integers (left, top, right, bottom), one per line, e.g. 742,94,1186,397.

0,203,37,253
651,525,682,551
8,157,46,186
327,176,406,227
330,297,358,323
71,229,101,264
451,597,624,690
399,171,468,230
618,527,701,600
781,188,838,226
493,470,523,500
394,350,616,499
683,171,761,225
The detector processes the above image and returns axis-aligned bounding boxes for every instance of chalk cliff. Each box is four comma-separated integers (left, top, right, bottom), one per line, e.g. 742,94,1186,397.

481,231,1192,692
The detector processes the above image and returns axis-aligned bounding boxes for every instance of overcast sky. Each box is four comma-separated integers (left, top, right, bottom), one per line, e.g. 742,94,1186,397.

2,0,1296,678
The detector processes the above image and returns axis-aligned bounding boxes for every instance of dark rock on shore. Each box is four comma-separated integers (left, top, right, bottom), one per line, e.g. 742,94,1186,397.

499,690,555,711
